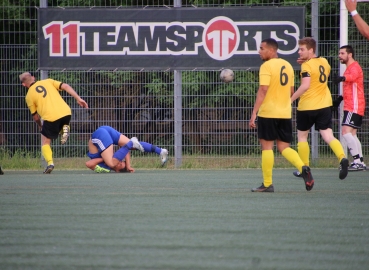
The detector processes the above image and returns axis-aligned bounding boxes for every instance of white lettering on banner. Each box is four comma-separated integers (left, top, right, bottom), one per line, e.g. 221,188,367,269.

42,16,300,61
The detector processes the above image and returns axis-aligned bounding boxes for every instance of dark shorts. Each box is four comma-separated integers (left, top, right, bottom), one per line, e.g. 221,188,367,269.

342,111,363,129
41,115,71,139
257,117,293,143
296,107,332,131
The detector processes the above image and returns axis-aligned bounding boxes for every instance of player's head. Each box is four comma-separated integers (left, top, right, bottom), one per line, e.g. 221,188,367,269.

113,161,127,173
298,37,316,60
19,72,35,87
259,38,278,61
339,45,355,64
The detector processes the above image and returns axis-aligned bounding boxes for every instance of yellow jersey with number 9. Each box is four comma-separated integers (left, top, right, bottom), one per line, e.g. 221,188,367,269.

297,57,333,111
258,58,294,119
25,79,72,121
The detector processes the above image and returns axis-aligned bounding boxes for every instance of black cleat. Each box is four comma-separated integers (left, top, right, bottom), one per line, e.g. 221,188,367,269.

293,170,302,178
339,158,349,180
251,183,274,192
301,166,314,191
0,166,4,175
43,164,54,174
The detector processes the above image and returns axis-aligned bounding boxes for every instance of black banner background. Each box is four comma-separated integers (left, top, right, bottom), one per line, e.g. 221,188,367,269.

38,7,305,70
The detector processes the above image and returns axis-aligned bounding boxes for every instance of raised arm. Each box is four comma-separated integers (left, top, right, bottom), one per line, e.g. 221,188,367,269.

61,83,89,108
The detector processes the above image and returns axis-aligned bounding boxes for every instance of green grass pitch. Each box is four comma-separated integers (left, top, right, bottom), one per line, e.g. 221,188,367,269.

1,169,368,269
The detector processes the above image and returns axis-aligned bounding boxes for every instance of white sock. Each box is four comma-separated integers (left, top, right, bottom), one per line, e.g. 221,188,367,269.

353,135,364,163
343,133,361,164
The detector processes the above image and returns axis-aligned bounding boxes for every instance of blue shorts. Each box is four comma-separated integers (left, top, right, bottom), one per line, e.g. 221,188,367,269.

87,126,121,160
91,126,121,152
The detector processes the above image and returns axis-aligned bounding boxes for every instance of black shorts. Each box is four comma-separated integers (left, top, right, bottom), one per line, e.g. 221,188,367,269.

342,111,363,129
296,107,332,131
257,117,293,143
41,115,71,139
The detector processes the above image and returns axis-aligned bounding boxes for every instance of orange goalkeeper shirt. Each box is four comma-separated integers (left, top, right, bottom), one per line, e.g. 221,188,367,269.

342,61,365,116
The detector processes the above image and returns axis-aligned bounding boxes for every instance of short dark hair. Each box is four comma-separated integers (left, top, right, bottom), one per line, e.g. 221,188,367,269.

298,37,316,53
340,45,355,59
262,38,278,50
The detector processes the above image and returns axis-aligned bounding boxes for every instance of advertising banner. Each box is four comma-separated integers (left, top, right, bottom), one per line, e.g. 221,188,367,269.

38,7,305,70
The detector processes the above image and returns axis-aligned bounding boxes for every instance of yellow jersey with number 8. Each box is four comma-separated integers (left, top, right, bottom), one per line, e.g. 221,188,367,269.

297,57,333,111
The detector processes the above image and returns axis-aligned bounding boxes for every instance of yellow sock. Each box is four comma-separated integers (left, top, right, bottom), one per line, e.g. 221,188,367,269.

329,139,346,162
282,147,305,173
41,145,53,166
262,150,274,187
297,142,310,166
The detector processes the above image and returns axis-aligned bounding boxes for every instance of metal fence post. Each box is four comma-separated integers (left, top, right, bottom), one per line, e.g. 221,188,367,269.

311,0,319,160
40,0,48,168
174,0,182,168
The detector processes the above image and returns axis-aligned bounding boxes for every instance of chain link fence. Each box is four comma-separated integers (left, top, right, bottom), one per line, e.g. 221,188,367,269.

1,0,368,168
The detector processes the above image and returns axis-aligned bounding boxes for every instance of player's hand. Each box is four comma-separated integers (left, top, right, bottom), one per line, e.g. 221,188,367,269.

126,166,135,173
77,98,89,108
296,58,305,65
249,114,257,129
345,0,357,13
333,76,345,84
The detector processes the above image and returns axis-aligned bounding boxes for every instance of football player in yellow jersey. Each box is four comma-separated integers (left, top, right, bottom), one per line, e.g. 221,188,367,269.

20,72,89,174
291,37,349,180
249,38,314,192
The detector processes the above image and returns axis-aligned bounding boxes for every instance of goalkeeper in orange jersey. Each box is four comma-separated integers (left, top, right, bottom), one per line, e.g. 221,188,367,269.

333,45,366,171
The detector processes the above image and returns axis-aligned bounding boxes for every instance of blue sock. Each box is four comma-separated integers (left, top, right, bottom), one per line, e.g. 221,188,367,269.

113,141,133,161
140,142,161,155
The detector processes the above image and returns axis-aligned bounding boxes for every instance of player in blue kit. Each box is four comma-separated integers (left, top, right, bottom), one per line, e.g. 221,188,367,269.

85,125,169,173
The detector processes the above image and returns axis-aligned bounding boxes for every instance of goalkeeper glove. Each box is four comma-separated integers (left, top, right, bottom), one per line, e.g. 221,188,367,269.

332,95,343,108
333,76,345,84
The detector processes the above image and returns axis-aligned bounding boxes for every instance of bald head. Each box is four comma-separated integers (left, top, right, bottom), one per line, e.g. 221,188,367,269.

19,72,35,87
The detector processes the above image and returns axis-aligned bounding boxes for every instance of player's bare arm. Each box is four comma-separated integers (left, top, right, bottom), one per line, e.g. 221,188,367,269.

345,0,369,40
86,158,104,171
249,85,268,129
61,83,89,108
291,77,310,103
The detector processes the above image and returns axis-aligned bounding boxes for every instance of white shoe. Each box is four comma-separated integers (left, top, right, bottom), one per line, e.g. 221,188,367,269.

160,149,168,166
60,125,70,144
348,162,365,172
131,137,144,152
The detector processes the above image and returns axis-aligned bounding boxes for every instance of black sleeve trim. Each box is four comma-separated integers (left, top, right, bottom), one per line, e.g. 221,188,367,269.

301,72,310,78
59,82,64,89
31,112,38,116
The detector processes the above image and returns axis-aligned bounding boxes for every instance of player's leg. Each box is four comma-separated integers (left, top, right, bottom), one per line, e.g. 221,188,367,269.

139,141,169,165
277,118,314,191
342,111,365,171
40,120,62,174
353,130,365,169
41,135,54,173
294,110,314,177
251,117,275,192
59,115,71,145
316,107,348,180
342,126,362,170
0,165,4,175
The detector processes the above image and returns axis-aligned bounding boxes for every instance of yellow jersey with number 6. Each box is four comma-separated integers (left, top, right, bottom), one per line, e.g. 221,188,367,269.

258,58,294,119
297,57,333,111
25,79,72,121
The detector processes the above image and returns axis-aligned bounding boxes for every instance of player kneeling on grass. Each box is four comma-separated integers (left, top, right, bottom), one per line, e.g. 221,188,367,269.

85,125,169,173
